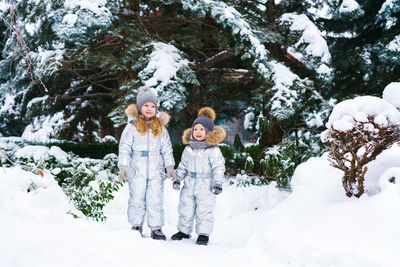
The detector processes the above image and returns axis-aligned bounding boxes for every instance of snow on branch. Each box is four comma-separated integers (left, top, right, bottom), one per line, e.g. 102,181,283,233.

176,0,273,80
194,50,235,71
175,0,317,121
338,0,364,18
305,0,364,20
387,35,400,52
138,42,198,110
266,61,314,121
377,34,400,65
29,43,66,77
53,0,114,41
280,13,332,80
377,0,400,29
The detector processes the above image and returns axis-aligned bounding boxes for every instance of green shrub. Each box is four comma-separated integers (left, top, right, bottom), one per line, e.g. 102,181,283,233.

233,134,245,153
244,144,265,175
65,180,120,221
233,173,269,187
263,130,327,187
219,144,234,161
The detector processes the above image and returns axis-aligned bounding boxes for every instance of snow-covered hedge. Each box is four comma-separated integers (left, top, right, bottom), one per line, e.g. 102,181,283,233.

223,131,327,187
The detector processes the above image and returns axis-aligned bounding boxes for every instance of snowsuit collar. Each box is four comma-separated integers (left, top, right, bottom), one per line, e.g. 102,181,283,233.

182,126,226,146
189,137,212,149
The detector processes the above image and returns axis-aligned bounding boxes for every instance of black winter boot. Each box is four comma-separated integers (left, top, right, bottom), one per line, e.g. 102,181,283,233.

131,226,143,237
196,235,209,246
151,229,166,240
171,231,190,240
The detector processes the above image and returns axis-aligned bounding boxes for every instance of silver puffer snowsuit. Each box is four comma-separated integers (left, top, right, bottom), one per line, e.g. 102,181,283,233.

175,126,226,236
118,104,174,230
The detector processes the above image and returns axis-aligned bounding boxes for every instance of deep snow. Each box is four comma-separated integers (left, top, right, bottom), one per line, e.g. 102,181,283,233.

2,150,400,267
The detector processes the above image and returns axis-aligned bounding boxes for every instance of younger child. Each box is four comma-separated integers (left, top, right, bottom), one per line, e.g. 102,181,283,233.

118,86,176,240
171,107,226,245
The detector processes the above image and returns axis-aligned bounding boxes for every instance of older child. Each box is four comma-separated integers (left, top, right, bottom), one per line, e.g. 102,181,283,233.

171,107,226,245
118,86,176,240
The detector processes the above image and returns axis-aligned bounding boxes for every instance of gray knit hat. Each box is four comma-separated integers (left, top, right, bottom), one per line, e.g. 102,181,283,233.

136,86,158,112
192,116,214,132
192,107,216,132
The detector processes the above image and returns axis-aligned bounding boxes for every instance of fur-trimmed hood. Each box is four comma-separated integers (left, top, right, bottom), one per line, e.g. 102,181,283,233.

182,126,226,146
124,104,170,126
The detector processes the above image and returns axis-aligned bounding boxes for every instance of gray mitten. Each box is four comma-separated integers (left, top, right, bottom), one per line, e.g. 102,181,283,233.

212,184,222,195
172,181,181,191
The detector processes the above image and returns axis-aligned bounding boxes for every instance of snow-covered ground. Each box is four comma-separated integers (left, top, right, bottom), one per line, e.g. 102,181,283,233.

2,148,400,267
2,92,400,266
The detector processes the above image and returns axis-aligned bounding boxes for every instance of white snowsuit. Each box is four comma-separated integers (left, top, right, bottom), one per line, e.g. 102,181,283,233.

175,134,225,236
118,105,174,230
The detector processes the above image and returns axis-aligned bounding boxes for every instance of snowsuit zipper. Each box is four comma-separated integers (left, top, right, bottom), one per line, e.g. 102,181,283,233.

147,129,150,179
193,149,198,194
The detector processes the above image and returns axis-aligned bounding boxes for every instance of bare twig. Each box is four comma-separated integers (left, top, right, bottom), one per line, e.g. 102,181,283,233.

0,1,49,92
0,148,45,177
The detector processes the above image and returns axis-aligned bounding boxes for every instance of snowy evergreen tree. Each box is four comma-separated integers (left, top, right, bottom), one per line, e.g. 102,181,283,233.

1,1,399,187
1,0,332,142
0,0,117,139
305,0,400,97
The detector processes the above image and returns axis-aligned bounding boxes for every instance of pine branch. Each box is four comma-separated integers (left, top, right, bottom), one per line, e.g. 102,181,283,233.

192,50,235,71
61,65,116,93
60,93,113,100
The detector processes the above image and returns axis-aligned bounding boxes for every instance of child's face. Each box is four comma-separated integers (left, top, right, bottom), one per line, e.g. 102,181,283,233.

141,102,156,119
193,123,206,141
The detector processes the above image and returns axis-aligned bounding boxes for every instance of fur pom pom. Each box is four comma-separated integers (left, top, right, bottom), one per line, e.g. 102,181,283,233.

198,107,216,121
137,86,153,93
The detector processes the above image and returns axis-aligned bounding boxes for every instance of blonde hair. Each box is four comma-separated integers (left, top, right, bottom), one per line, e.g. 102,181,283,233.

136,114,163,137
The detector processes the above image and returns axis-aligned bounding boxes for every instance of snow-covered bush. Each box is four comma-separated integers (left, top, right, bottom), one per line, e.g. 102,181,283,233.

322,96,400,197
12,145,120,221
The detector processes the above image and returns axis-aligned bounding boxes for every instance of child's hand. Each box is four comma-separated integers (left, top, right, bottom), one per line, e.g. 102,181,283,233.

172,181,181,191
166,168,176,180
118,167,128,183
212,184,222,195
